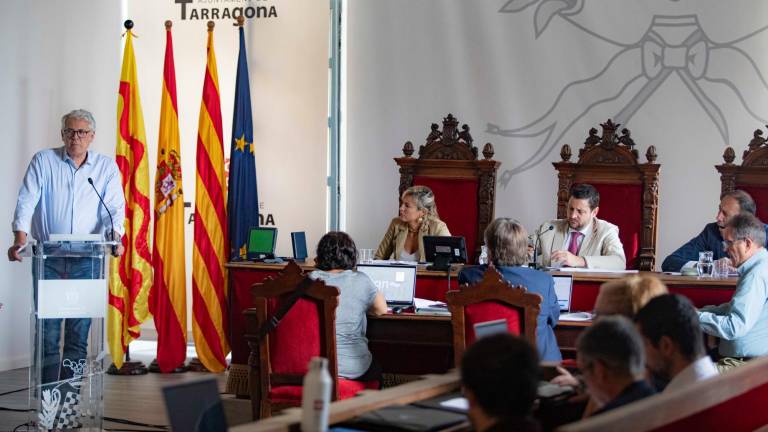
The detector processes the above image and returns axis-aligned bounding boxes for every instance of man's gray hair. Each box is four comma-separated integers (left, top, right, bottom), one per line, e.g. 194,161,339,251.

576,315,645,379
61,109,96,131
722,190,757,216
728,212,766,248
484,218,529,266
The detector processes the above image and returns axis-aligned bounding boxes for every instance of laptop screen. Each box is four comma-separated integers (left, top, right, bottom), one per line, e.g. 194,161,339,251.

247,227,277,259
473,319,509,339
553,274,573,312
163,379,227,432
356,264,417,306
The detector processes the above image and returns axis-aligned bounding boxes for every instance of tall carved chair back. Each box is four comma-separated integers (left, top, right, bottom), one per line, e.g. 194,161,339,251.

553,120,660,270
717,127,768,220
395,114,501,263
244,261,375,420
446,265,541,367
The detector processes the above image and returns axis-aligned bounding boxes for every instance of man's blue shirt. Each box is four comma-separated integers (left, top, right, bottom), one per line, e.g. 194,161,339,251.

698,248,768,357
13,147,125,241
458,264,562,361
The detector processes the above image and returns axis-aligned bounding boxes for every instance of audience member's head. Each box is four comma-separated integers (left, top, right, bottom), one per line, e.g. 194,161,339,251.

567,184,600,230
724,212,766,267
635,294,705,382
484,218,529,267
461,333,539,431
594,275,668,318
576,316,646,405
314,231,357,271
717,190,757,229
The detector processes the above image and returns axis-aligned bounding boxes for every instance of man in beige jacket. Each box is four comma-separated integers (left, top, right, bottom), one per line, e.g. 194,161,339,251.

534,184,626,270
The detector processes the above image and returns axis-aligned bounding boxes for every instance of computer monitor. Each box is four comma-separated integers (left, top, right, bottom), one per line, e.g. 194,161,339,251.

423,236,467,270
246,227,277,261
553,274,573,312
162,378,228,432
291,231,308,262
356,263,417,307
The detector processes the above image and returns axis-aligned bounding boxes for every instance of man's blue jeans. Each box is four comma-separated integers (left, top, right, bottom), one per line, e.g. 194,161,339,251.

36,257,98,384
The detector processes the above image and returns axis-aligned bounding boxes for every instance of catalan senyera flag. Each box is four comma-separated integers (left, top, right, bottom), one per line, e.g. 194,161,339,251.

150,21,187,373
192,21,229,372
110,26,153,369
228,23,259,261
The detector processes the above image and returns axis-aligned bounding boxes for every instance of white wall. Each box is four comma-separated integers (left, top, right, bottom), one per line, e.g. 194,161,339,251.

345,0,768,267
0,1,121,371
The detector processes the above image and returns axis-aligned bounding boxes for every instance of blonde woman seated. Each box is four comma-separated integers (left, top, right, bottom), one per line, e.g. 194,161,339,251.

374,185,450,262
593,275,669,318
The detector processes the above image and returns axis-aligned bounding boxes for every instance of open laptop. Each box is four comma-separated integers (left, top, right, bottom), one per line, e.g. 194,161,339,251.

473,319,509,339
163,378,228,432
356,263,417,308
552,274,573,312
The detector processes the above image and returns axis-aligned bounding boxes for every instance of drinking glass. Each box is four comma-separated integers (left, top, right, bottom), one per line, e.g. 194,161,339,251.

697,251,714,278
358,249,373,264
713,259,730,278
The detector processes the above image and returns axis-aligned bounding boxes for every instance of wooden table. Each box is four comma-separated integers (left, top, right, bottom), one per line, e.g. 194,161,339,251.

226,262,738,379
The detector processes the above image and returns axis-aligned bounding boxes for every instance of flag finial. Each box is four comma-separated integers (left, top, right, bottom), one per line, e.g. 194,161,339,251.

165,20,172,30
235,15,245,27
207,21,215,31
124,20,134,30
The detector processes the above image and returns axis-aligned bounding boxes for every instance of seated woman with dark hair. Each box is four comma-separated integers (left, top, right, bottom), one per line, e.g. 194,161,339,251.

458,218,562,361
310,231,387,381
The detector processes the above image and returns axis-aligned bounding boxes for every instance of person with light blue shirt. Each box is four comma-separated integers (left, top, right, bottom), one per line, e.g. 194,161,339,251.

7,109,125,384
697,212,768,372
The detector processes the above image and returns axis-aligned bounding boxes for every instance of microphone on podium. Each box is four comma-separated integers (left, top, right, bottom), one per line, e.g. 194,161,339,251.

87,177,118,256
531,224,554,270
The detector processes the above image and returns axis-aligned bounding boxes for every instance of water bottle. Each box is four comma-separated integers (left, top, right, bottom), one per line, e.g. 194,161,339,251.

478,245,489,265
301,357,332,432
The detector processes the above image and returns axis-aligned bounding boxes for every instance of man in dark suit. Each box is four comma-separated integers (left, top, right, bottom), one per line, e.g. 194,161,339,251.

459,217,561,361
662,190,768,272
577,316,656,416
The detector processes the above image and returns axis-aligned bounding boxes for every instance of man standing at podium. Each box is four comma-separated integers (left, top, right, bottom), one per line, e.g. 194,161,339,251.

7,109,125,384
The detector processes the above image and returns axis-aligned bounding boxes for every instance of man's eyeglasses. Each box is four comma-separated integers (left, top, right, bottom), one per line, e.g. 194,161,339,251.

722,238,746,250
62,128,93,138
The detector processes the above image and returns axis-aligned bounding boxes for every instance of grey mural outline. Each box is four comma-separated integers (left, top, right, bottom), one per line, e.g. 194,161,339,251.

490,1,768,187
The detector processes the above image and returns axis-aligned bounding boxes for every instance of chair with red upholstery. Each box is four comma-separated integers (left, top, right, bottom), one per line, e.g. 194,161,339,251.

395,114,501,263
244,261,378,419
445,265,542,367
553,119,660,270
717,127,768,220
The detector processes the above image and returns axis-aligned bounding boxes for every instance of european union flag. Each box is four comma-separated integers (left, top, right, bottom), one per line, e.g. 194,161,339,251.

227,24,259,261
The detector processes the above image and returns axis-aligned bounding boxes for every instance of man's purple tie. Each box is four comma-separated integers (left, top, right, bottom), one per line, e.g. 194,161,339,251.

568,231,583,255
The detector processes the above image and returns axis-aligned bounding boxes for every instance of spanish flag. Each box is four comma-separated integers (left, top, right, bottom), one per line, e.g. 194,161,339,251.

192,21,229,372
150,21,187,373
110,22,153,369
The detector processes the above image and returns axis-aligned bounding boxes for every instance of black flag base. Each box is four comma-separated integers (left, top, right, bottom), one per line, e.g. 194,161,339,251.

187,357,211,373
148,358,189,373
106,361,149,376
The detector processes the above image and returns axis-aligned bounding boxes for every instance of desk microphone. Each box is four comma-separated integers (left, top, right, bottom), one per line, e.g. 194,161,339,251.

531,225,554,270
87,177,118,256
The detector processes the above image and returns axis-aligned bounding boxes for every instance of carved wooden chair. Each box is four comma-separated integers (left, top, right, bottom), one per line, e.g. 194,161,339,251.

553,119,660,270
395,114,501,263
717,127,768,220
445,265,542,367
244,261,377,419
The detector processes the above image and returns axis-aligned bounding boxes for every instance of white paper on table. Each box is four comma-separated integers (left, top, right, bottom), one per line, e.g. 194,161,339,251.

440,397,468,411
550,267,639,274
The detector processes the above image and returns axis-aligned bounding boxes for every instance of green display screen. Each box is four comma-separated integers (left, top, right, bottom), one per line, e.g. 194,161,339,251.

248,228,276,254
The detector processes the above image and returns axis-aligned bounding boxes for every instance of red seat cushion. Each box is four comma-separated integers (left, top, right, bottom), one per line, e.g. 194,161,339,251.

464,301,522,346
590,183,642,269
736,184,768,222
268,379,378,405
413,176,479,263
268,297,321,375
